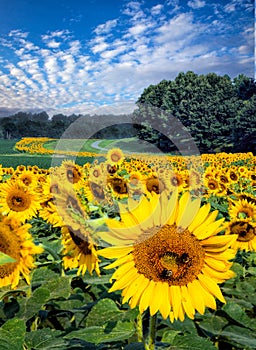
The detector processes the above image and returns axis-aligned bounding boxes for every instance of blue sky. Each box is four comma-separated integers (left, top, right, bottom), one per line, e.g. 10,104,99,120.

0,0,254,117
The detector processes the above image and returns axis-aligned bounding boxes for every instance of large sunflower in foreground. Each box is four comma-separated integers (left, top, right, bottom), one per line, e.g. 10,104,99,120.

0,180,41,222
0,216,43,289
98,190,237,322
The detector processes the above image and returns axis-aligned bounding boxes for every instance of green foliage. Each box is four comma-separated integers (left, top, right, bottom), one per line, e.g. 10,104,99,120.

0,252,16,265
133,71,256,153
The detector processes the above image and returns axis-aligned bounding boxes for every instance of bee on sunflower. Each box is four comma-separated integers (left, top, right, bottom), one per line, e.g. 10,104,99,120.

98,189,237,322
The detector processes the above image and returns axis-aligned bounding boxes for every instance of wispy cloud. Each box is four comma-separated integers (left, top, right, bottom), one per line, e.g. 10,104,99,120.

0,0,254,117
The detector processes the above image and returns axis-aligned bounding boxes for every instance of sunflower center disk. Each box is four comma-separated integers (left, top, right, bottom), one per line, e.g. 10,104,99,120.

133,224,205,285
231,222,255,242
7,190,31,212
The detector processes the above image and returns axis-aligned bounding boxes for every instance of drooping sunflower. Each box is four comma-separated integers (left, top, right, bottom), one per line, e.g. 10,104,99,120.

225,219,256,252
61,225,100,276
0,216,43,289
98,190,237,322
0,180,41,222
60,160,83,185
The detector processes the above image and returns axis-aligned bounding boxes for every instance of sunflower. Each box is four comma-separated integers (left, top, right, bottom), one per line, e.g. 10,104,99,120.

107,176,128,199
225,219,256,252
228,197,256,221
165,172,185,192
145,175,166,194
98,190,237,322
106,148,124,165
204,177,220,196
61,225,100,276
60,160,83,185
84,180,106,203
0,180,41,222
12,169,38,187
0,216,43,289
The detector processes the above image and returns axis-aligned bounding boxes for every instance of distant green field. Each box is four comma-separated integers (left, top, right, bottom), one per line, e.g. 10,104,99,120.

0,137,164,169
0,139,93,168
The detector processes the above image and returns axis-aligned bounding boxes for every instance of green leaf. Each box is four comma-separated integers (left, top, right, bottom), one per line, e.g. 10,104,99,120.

169,334,216,350
64,320,135,344
25,329,67,349
220,325,256,348
222,301,256,330
198,315,228,336
45,275,71,299
83,274,112,285
162,330,180,343
0,252,16,265
32,267,60,285
86,298,122,327
17,287,50,320
0,319,26,350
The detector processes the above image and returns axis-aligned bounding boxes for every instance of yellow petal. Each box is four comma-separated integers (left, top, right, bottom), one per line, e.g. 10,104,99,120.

104,254,133,270
139,280,156,314
170,285,181,320
205,249,235,261
98,231,135,246
177,197,201,229
175,191,190,226
194,217,224,240
187,281,205,315
181,285,195,320
202,265,235,282
122,273,146,304
109,267,138,292
188,203,211,232
198,273,226,303
158,282,171,320
127,195,154,230
111,260,135,280
149,282,165,316
205,257,231,272
129,275,150,309
160,189,178,225
99,246,133,259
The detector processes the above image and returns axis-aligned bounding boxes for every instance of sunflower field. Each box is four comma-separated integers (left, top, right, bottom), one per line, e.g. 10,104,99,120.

0,138,256,350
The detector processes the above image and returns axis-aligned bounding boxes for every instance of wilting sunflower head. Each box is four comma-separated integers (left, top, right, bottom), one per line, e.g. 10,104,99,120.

60,160,83,185
0,180,41,222
98,189,237,322
0,216,43,289
61,225,100,276
225,219,256,252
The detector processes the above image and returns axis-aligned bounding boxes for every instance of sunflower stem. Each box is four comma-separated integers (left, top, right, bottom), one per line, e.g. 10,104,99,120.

136,312,144,343
145,313,157,350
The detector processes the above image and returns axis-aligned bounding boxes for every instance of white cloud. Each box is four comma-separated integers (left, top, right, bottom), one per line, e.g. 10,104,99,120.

91,41,109,54
187,0,206,9
46,40,61,48
128,23,148,36
151,4,163,15
94,19,117,34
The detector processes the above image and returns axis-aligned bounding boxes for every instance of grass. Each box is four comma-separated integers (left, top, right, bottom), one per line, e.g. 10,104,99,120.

0,137,166,169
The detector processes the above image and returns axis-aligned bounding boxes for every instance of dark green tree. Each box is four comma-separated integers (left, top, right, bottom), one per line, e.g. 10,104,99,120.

133,71,256,153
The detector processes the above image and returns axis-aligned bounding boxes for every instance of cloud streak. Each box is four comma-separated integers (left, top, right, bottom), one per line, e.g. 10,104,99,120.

0,0,254,117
